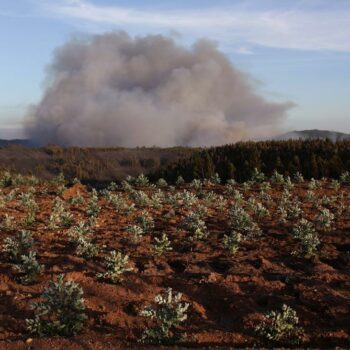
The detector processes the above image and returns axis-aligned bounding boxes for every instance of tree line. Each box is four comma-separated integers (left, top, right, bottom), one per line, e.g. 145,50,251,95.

153,140,350,182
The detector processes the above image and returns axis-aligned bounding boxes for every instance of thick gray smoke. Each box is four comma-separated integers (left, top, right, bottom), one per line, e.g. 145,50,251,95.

25,32,294,147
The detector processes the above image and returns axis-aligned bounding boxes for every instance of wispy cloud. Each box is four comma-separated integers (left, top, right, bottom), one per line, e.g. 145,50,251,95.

39,0,350,52
234,47,254,55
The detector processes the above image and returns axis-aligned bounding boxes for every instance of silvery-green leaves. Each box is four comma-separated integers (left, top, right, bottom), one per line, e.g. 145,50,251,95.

140,288,189,344
255,304,303,345
97,251,133,283
26,275,87,336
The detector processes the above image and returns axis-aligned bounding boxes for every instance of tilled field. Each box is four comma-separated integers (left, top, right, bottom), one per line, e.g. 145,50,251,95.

0,176,349,349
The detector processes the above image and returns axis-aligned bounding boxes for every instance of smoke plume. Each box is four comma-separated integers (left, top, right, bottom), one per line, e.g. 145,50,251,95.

24,32,294,147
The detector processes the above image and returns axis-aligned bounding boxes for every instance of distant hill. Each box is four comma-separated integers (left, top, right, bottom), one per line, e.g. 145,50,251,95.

1,129,349,148
0,139,36,147
273,129,350,141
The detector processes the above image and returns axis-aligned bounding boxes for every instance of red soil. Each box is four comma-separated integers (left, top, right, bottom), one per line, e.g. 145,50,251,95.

0,181,349,349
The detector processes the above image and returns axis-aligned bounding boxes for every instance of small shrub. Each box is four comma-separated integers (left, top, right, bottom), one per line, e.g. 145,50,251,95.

136,211,155,233
121,180,133,192
331,179,340,191
86,189,100,217
316,208,334,231
242,181,251,192
178,190,198,207
1,214,15,231
19,192,38,211
60,210,74,228
260,181,271,192
108,181,118,191
125,175,135,185
336,191,347,216
15,251,43,285
252,202,269,219
157,178,168,187
223,231,242,255
12,174,23,185
69,193,85,205
22,211,36,227
190,179,202,191
0,171,13,187
6,189,17,202
68,220,93,242
280,189,292,206
26,275,87,336
97,251,133,283
271,171,285,184
293,172,304,183
196,204,208,219
210,173,221,184
56,184,66,195
75,237,100,260
53,172,66,185
175,176,185,186
224,184,235,196
306,190,316,202
293,219,320,257
229,204,261,237
321,195,331,206
135,173,150,187
150,190,164,208
0,194,7,208
202,191,216,206
232,189,244,204
255,304,303,345
108,193,131,212
340,171,350,184
27,175,40,186
139,288,189,344
3,230,34,263
287,202,302,220
49,198,73,229
72,177,81,184
308,178,320,190
154,233,172,256
68,221,99,259
131,190,150,207
226,178,236,185
277,206,287,223
251,168,265,183
260,191,272,206
283,176,294,191
126,225,144,243
183,212,208,241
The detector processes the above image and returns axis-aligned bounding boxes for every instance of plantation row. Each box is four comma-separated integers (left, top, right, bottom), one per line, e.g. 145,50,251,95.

0,170,350,347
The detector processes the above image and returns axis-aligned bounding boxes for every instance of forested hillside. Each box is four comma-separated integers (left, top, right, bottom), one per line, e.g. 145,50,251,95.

1,140,350,185
0,145,195,183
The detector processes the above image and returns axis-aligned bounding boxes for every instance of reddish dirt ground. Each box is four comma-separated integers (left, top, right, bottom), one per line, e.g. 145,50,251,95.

0,180,349,349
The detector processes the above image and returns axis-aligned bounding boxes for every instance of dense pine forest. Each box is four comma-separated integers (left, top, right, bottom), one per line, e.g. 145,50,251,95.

154,140,350,183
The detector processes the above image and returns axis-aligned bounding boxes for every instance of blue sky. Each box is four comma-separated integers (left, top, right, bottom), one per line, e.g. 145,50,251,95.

0,0,350,138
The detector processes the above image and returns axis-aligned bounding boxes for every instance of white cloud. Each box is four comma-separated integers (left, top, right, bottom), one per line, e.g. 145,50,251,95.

234,47,254,55
40,0,350,52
